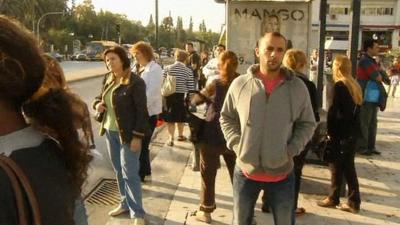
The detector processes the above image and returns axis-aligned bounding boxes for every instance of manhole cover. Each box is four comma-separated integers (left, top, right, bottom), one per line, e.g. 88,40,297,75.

84,179,120,205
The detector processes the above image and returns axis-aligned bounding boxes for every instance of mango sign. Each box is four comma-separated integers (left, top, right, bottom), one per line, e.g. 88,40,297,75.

227,1,310,73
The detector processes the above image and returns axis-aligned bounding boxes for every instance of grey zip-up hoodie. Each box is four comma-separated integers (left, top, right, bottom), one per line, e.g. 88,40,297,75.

220,65,316,176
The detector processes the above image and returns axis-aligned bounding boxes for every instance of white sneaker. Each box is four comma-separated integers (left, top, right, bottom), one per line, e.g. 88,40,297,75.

133,218,146,225
108,204,128,216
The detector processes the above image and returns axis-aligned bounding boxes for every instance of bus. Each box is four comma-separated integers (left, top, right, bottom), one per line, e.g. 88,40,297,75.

85,41,118,61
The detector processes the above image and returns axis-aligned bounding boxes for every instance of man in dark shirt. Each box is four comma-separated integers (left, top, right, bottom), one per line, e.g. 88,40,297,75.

357,39,382,155
185,42,201,90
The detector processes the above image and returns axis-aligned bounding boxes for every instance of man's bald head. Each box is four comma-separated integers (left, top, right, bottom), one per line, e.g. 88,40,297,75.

258,32,287,50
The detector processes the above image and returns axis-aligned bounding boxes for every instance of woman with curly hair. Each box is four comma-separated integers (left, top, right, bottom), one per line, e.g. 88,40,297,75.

0,15,92,225
41,54,95,149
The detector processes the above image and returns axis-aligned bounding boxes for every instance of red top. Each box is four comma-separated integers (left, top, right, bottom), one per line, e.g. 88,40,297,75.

243,71,287,182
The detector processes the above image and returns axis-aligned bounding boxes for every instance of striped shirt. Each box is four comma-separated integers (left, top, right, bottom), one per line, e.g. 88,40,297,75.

164,61,196,93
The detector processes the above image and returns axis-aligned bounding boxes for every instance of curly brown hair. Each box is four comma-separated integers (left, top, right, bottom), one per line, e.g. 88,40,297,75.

0,15,91,198
42,54,68,90
130,41,155,62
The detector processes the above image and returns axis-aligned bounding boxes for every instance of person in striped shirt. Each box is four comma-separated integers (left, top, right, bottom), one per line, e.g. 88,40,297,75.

163,49,195,147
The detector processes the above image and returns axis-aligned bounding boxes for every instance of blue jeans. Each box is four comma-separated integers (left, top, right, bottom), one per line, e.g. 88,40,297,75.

105,130,145,218
232,166,295,225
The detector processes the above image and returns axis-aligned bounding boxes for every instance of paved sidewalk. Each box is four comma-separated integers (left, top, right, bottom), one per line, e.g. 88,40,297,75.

164,97,400,225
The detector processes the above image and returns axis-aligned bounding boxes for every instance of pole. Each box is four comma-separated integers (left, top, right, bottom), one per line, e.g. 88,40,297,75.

317,0,327,108
350,0,361,77
36,11,64,46
155,0,159,51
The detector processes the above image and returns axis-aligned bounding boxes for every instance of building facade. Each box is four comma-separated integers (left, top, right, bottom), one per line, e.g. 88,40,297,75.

311,0,400,53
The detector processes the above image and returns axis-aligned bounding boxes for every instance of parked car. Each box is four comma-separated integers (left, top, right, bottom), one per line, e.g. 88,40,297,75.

75,53,87,61
46,52,63,62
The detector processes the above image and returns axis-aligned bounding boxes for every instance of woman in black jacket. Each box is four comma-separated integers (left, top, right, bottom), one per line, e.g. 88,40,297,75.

317,55,363,213
93,46,148,225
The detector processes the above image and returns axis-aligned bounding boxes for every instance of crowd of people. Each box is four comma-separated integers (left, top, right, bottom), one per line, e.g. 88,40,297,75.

0,14,394,225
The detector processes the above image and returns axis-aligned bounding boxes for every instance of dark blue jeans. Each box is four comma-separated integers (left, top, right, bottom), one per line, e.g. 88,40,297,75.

105,130,145,219
357,102,378,152
232,166,295,225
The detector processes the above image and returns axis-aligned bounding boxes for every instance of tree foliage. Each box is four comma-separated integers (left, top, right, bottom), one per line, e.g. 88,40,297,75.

0,0,220,52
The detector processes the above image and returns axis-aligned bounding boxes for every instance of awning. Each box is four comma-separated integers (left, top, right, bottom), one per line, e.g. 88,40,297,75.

362,25,400,31
325,39,349,50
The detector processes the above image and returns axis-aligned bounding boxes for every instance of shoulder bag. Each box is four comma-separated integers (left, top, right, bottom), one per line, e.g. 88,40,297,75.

0,154,42,225
161,72,176,97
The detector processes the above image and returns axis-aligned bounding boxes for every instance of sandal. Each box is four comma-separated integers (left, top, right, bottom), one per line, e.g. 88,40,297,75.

337,203,359,214
295,207,306,216
167,140,174,146
177,135,187,141
317,197,337,208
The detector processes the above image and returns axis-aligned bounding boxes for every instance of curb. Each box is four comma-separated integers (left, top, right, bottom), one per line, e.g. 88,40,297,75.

66,73,106,84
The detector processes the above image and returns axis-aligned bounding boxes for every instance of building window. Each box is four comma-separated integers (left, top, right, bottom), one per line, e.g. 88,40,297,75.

362,7,394,16
328,7,350,15
326,31,350,41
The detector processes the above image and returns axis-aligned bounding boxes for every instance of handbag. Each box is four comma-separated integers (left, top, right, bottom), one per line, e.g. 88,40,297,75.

161,72,176,97
322,105,358,162
186,92,206,143
322,137,336,163
0,154,42,225
94,111,104,123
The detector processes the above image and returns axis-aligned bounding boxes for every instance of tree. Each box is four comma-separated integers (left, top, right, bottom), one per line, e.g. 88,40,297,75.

175,16,186,48
0,0,68,32
187,17,195,39
159,15,175,48
199,20,207,33
147,14,155,28
47,28,74,53
146,14,156,45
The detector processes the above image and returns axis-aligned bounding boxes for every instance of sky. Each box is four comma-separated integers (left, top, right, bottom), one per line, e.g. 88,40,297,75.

74,0,226,32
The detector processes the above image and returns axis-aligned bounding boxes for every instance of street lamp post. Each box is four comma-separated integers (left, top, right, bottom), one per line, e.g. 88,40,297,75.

155,0,159,50
36,11,64,45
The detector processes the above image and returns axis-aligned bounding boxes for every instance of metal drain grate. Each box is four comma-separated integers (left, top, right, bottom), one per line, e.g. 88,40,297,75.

84,179,120,205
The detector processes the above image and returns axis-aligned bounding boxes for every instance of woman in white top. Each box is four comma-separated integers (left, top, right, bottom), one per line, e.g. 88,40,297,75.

131,41,163,182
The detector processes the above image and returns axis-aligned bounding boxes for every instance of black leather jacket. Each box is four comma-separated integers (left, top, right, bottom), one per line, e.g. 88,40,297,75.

93,71,149,144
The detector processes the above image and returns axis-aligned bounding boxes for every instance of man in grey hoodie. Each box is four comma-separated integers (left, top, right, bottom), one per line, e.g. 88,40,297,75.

220,32,316,225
